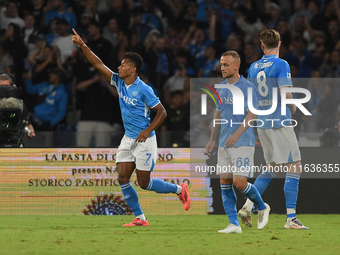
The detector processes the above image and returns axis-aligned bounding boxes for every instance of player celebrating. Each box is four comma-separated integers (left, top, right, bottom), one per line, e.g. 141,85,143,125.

239,29,309,230
206,51,270,234
71,29,190,226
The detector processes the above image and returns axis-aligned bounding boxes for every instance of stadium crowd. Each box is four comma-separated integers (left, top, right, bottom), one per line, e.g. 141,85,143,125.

0,0,339,147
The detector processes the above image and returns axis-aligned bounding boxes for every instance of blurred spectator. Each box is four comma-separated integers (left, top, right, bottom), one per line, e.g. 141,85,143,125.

283,35,314,77
196,0,208,22
166,23,182,54
312,31,328,68
234,3,263,42
181,18,216,72
223,32,243,57
28,45,67,84
129,6,154,45
326,19,340,50
182,0,199,28
29,0,46,31
289,0,312,31
163,67,188,106
161,90,190,147
107,29,132,70
25,68,68,131
320,129,339,147
51,18,77,64
163,0,186,24
240,42,260,77
310,0,339,32
45,16,59,46
86,21,113,65
220,0,236,42
101,0,131,30
76,11,92,38
198,44,219,78
317,83,337,130
144,37,171,90
0,0,25,29
140,0,164,33
0,23,27,73
22,13,43,55
45,0,77,33
73,50,122,147
306,70,323,131
320,49,340,78
276,19,292,48
103,18,119,47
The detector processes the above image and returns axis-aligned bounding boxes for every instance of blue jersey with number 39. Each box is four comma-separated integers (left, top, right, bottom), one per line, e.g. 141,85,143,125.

248,55,293,129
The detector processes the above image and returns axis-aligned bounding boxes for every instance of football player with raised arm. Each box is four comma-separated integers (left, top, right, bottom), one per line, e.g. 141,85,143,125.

71,29,190,227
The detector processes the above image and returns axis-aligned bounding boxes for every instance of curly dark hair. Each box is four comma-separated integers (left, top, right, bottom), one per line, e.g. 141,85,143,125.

124,52,143,74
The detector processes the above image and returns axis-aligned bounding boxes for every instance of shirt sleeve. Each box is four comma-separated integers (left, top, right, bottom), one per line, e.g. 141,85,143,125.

110,72,120,89
142,85,160,108
277,60,293,87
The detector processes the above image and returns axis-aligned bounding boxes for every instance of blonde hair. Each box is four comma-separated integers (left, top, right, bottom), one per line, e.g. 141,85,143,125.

222,50,241,64
260,29,281,50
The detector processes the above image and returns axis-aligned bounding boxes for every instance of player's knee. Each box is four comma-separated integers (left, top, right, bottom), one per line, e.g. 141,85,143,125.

117,175,130,185
233,178,247,191
138,179,149,190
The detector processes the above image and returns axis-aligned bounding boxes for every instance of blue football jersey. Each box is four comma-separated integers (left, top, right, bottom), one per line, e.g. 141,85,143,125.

111,73,160,139
216,76,257,148
248,55,293,129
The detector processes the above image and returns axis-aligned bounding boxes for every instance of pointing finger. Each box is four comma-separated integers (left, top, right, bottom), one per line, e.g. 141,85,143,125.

72,28,79,36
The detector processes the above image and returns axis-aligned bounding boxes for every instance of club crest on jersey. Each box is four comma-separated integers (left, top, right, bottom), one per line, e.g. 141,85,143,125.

132,91,138,96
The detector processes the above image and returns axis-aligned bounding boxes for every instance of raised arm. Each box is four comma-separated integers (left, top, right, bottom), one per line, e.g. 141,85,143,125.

71,28,113,82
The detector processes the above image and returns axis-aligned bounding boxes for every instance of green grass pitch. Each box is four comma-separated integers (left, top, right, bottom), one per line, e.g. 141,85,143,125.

0,214,339,255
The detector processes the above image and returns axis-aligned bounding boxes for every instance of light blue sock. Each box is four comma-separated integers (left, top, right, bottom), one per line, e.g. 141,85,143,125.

221,184,239,226
145,179,178,194
284,173,300,219
254,171,276,194
241,182,266,211
120,182,143,216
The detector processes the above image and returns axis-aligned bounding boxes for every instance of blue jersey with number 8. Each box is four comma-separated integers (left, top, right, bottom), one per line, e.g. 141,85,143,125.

248,55,293,129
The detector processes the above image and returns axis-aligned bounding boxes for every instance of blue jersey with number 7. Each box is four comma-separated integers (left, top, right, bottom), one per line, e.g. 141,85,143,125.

248,55,293,129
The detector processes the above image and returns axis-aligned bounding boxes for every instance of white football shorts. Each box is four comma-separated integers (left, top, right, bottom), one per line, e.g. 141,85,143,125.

258,126,301,164
116,135,157,171
217,146,255,177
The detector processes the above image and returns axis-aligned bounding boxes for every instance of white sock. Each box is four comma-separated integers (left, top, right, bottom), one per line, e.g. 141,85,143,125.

244,199,254,212
176,185,183,195
136,214,146,221
287,209,296,221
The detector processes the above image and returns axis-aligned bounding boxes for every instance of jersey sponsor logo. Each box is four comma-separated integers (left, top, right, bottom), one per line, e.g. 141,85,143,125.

222,96,233,104
119,92,137,105
258,99,273,106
